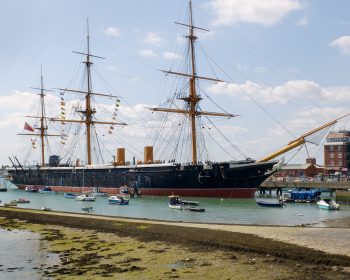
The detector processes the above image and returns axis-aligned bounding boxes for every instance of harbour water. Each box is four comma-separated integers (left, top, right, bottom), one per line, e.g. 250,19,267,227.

1,188,350,226
0,228,59,280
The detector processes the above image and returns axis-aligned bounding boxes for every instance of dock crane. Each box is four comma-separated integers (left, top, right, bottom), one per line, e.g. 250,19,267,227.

257,114,349,163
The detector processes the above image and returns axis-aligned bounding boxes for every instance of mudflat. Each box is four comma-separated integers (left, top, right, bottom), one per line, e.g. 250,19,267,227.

0,207,349,279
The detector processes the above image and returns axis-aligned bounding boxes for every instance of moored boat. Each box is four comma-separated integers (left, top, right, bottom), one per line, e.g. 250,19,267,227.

16,198,30,204
76,193,96,201
108,195,129,205
90,187,107,197
256,199,285,208
317,199,340,210
168,195,205,212
39,186,56,194
25,186,38,193
64,192,78,199
283,190,321,203
82,206,93,213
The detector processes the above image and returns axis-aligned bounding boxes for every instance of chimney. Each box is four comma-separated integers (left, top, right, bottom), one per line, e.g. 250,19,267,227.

144,146,153,164
116,148,125,165
306,158,316,165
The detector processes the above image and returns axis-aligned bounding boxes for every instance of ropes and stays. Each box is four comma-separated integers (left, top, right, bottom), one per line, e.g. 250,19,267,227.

17,2,348,167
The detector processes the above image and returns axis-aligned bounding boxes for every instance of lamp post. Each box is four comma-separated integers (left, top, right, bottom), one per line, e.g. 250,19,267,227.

347,188,350,207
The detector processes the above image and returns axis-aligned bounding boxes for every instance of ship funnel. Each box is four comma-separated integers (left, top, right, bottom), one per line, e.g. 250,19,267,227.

144,146,153,164
116,148,125,165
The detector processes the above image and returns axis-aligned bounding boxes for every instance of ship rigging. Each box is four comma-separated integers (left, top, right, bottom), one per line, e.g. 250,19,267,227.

7,1,347,198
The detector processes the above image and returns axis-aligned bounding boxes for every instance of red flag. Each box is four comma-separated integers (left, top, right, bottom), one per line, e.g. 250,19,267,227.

24,122,34,132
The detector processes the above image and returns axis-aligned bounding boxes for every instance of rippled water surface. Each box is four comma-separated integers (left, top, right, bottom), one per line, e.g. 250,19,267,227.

1,188,350,226
0,228,59,280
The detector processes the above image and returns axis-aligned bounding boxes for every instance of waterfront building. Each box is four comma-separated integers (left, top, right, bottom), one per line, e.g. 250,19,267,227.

324,130,350,175
276,158,324,179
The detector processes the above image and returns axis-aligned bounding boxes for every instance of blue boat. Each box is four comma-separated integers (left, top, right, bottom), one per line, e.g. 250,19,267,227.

39,186,56,194
108,195,129,205
283,190,321,203
64,192,78,199
256,200,285,207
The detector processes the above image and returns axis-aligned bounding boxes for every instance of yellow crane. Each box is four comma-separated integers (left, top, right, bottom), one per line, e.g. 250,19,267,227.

257,114,349,162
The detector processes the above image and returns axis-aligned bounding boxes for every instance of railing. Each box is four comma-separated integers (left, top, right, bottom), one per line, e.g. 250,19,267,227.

261,180,350,190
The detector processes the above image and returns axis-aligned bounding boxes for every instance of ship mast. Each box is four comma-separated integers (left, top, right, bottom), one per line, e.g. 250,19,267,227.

39,66,46,166
151,0,237,164
188,0,198,164
21,66,61,166
53,20,126,165
85,22,93,165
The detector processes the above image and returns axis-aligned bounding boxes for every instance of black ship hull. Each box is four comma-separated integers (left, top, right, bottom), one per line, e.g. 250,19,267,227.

8,160,278,198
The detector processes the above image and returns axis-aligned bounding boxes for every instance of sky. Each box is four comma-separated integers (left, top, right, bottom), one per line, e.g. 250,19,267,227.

1,0,350,167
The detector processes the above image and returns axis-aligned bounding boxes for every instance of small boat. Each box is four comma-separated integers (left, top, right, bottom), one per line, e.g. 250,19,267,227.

108,195,129,205
4,200,17,207
317,199,340,210
41,207,52,211
16,198,30,204
82,206,93,213
188,207,205,212
25,186,38,192
39,186,56,194
283,190,321,203
64,192,78,199
90,187,107,197
256,199,285,208
168,195,205,212
76,193,96,201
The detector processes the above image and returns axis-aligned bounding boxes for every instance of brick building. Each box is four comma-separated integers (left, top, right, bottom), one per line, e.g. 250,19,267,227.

276,158,324,178
324,130,350,174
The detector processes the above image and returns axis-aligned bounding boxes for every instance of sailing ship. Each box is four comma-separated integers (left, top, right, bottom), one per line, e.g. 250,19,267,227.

6,2,343,198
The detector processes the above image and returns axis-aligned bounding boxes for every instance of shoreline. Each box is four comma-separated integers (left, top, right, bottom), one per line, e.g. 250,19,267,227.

0,207,350,261
1,206,350,279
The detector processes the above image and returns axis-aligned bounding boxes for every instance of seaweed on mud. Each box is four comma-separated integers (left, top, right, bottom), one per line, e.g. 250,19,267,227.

106,252,124,257
41,229,65,241
117,257,141,264
148,248,167,253
1,208,350,271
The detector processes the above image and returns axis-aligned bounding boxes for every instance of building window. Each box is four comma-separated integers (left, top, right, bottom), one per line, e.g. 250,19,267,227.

338,146,343,151
330,161,334,166
339,161,343,166
339,153,343,158
330,152,334,158
330,146,334,151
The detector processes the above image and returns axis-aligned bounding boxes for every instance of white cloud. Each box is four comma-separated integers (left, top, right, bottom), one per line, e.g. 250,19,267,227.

208,80,350,104
144,32,162,45
103,26,121,37
296,17,308,26
139,49,158,58
210,0,303,26
163,52,183,60
330,35,350,55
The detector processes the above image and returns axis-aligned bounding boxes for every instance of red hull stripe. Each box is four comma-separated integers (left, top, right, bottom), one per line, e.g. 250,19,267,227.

17,185,256,198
